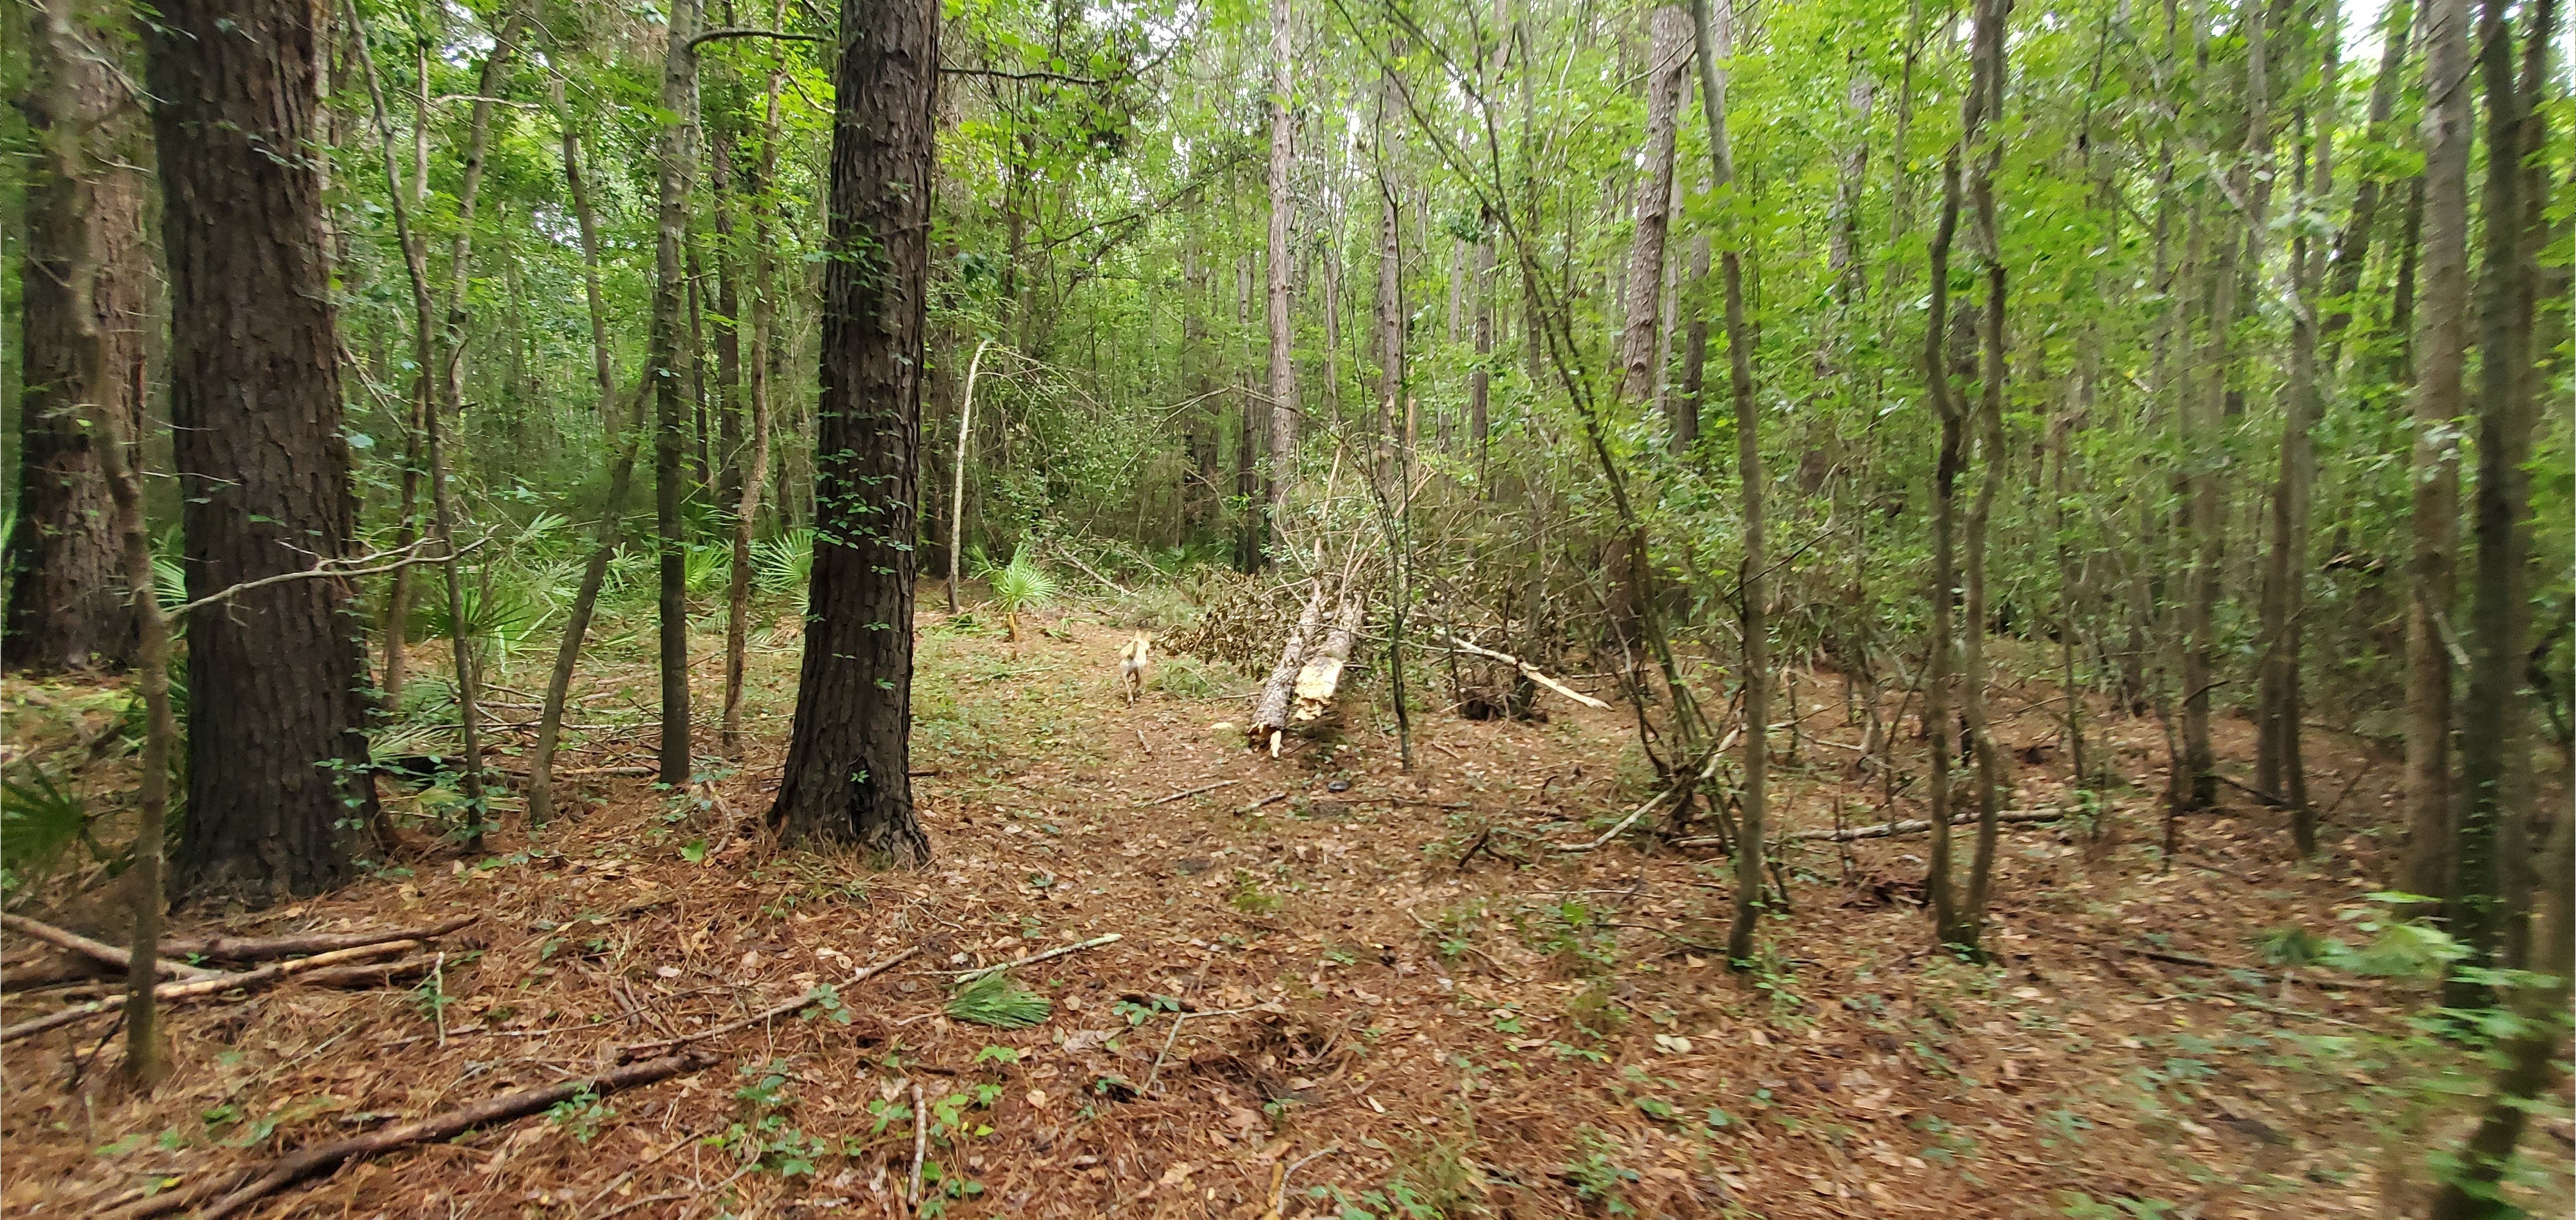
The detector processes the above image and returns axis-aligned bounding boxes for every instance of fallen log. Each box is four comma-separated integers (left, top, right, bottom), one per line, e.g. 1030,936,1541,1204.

1669,807,2066,847
102,1051,719,1220
0,914,221,982
0,940,421,1044
1290,594,1366,723
1248,581,1327,756
615,946,917,1061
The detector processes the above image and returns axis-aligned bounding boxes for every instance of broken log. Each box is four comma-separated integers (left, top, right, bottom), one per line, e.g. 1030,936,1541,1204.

105,1051,719,1220
1290,594,1366,723
0,914,220,982
1248,581,1328,755
0,940,422,1044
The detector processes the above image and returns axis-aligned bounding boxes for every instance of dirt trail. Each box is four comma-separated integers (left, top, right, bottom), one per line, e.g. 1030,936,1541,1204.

1,609,2559,1218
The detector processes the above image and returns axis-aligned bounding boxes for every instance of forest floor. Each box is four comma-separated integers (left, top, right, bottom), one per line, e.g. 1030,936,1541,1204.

2,595,2569,1219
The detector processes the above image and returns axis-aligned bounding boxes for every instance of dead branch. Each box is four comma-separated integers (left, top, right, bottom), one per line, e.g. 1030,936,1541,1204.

0,914,221,981
615,946,917,1061
1,940,421,1044
103,1051,717,1220
949,933,1122,982
156,914,478,963
1437,632,1610,709
1670,807,2065,847
1557,745,1726,852
907,1080,930,1212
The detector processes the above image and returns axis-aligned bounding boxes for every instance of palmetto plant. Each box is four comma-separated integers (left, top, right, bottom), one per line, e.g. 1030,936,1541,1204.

981,551,1057,642
753,527,816,611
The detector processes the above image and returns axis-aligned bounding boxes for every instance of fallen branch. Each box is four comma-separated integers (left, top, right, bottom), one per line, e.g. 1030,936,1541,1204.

949,934,1122,983
1238,791,1289,815
1137,779,1239,807
106,1051,718,1220
0,914,220,982
907,1080,929,1212
1,940,421,1044
158,914,477,963
616,946,917,1061
297,954,441,990
1437,633,1610,709
1557,746,1726,852
1680,807,2066,846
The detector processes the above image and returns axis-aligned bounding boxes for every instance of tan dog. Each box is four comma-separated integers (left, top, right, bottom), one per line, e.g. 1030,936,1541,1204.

1117,632,1152,706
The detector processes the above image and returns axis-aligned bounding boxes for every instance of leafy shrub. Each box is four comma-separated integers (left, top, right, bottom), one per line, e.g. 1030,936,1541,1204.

980,552,1057,641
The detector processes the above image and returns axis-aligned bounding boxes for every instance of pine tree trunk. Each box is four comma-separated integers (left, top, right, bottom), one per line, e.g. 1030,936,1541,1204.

149,0,379,902
769,0,937,863
1619,6,1689,407
2399,0,2472,907
8,0,145,673
1262,0,1297,551
651,0,704,785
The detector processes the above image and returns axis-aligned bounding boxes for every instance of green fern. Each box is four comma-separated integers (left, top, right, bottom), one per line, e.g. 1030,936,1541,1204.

946,972,1052,1029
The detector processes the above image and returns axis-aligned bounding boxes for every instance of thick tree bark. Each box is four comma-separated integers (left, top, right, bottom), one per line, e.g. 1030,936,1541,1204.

2400,0,2472,906
8,0,146,673
1619,6,1690,407
148,0,378,902
651,0,705,785
768,0,937,863
1262,0,1296,549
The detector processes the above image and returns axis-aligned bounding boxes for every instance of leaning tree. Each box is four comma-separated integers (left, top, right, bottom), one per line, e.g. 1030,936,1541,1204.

766,0,938,862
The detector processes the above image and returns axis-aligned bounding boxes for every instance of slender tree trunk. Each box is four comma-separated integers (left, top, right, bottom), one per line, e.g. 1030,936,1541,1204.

717,72,774,755
2428,804,2574,1219
1373,54,1404,476
151,0,378,902
769,0,936,861
9,0,145,673
2320,0,2415,374
1688,0,1766,963
1262,0,1297,552
2446,0,2552,999
1952,0,2009,954
527,80,632,826
434,11,521,424
651,0,704,785
2264,39,2328,851
1922,149,1967,946
715,124,745,513
2401,0,2472,906
1675,236,1708,450
37,0,169,1085
1619,5,1690,407
351,4,487,842
1471,227,1495,470
947,340,990,617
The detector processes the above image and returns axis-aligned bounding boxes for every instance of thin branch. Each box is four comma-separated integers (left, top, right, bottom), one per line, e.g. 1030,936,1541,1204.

688,27,827,50
163,537,491,622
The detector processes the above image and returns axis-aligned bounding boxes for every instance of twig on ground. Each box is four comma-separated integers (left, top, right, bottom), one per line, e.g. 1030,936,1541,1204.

1140,1004,1269,1095
102,1052,717,1220
1558,746,1724,852
1138,779,1239,806
1239,791,1289,814
616,946,918,1061
949,934,1121,983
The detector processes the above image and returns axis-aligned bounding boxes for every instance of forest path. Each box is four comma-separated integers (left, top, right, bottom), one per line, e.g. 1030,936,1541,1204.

2,607,2555,1218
